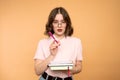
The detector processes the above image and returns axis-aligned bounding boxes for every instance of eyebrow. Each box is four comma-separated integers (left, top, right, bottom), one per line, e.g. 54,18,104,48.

53,20,65,22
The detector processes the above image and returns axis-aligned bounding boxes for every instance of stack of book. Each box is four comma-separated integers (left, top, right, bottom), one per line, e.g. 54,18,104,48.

48,61,73,70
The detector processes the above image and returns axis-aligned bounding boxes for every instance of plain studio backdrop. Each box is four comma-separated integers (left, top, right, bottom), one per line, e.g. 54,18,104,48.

0,0,120,80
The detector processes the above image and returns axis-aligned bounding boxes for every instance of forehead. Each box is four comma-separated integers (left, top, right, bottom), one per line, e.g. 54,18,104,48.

54,14,64,20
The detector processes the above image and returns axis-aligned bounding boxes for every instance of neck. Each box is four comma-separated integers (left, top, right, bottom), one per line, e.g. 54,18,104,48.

54,34,65,40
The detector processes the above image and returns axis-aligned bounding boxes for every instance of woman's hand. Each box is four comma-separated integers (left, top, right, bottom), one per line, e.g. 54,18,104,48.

70,60,82,75
49,41,60,56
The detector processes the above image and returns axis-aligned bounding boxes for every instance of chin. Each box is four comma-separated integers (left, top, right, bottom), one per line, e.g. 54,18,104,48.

57,33,64,36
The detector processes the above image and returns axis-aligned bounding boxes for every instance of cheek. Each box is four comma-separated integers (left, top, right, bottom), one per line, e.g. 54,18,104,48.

64,26,67,31
53,26,57,31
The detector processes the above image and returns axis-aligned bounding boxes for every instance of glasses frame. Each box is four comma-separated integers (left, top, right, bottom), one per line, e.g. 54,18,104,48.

52,20,66,27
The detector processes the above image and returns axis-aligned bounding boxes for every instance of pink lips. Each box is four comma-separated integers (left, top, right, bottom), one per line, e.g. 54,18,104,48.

57,29,62,32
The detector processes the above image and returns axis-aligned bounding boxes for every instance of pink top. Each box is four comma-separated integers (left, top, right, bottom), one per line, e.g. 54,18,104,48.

34,36,83,78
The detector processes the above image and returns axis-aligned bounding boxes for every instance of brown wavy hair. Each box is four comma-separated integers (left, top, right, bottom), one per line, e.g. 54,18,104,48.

44,7,73,36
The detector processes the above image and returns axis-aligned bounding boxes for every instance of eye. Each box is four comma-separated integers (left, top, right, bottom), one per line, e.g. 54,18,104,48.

62,21,66,23
61,20,66,24
53,20,58,24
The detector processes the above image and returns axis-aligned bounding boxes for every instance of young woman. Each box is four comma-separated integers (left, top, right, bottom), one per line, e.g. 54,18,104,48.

34,7,83,80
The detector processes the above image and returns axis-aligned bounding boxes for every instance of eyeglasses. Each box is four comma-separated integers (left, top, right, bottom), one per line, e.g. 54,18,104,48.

52,20,66,27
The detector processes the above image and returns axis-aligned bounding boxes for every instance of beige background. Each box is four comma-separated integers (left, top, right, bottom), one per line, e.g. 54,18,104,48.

0,0,120,80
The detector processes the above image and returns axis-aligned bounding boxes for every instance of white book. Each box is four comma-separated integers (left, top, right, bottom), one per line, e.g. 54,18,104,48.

50,66,73,70
48,61,73,70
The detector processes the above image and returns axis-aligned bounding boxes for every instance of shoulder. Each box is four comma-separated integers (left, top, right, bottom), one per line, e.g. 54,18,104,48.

38,38,50,45
66,36,81,43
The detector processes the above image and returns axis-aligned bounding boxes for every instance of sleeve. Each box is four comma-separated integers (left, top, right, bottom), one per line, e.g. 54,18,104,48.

33,40,45,60
76,39,83,61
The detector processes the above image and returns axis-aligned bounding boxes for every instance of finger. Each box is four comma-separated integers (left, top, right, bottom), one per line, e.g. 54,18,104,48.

50,46,57,50
52,41,60,46
57,41,60,46
50,41,60,49
52,40,56,44
50,44,58,50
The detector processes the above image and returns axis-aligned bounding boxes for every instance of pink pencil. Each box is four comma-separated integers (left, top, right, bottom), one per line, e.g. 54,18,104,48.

48,32,58,43
68,66,70,77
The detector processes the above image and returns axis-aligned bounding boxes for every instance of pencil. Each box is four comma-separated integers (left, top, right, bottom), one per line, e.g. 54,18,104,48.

48,32,58,43
68,66,70,77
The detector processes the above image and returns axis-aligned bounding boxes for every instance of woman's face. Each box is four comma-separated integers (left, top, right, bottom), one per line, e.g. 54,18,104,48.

52,13,66,37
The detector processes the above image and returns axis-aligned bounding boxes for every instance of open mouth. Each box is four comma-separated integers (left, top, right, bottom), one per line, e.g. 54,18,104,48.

57,29,62,32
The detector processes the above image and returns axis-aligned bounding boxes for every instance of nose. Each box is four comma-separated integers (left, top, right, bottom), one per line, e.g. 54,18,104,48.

58,23,62,27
